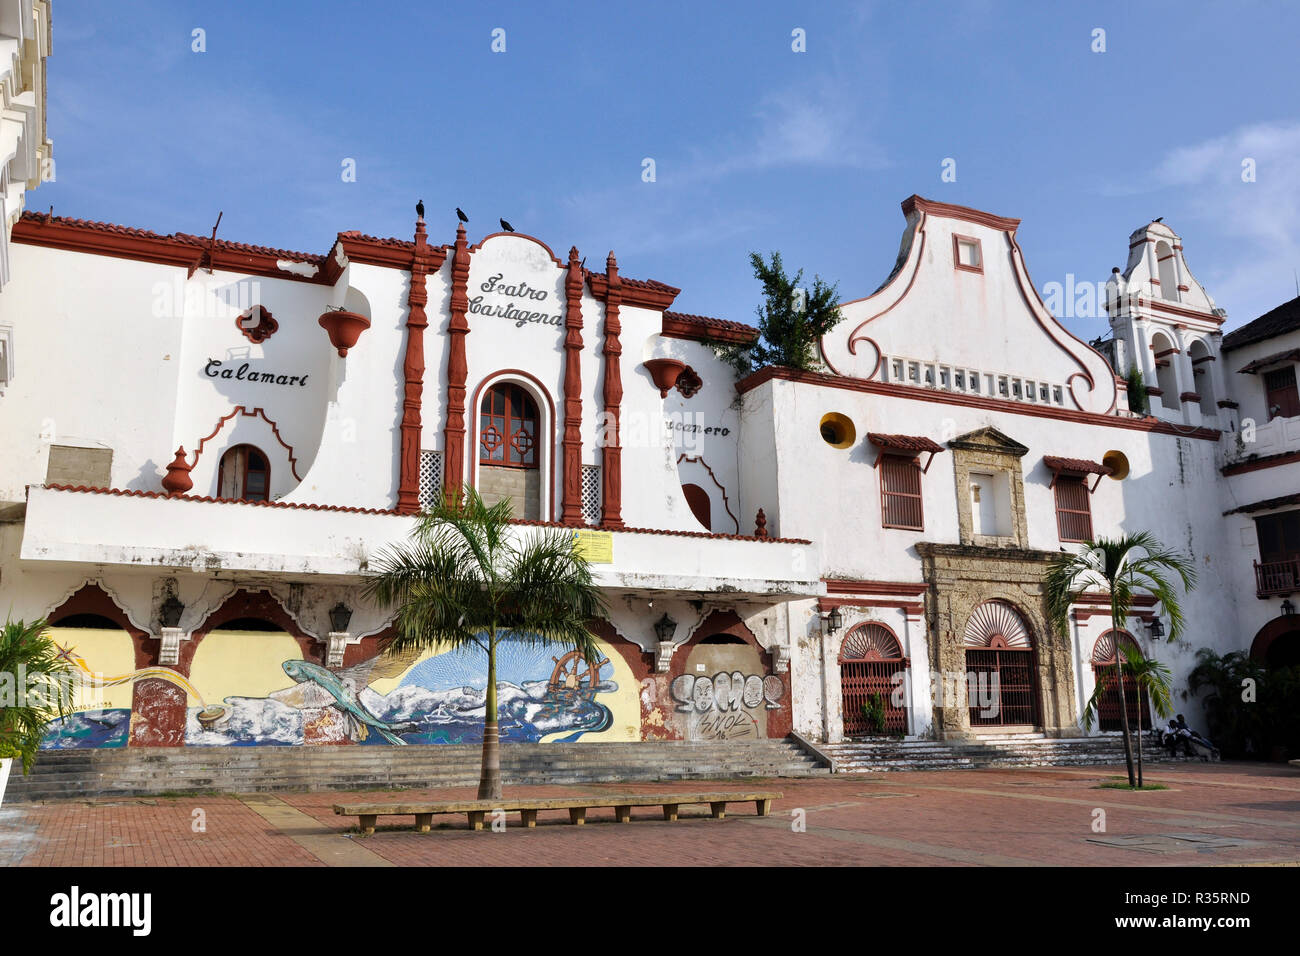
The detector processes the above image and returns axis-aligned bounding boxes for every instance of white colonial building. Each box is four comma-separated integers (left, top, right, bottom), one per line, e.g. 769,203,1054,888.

0,2,1296,761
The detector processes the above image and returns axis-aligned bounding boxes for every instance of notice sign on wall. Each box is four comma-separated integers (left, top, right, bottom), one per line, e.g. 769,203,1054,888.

570,529,613,564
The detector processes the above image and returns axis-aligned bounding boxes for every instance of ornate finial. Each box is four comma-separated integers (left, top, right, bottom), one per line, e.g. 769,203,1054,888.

161,447,194,497
754,508,769,538
569,245,580,264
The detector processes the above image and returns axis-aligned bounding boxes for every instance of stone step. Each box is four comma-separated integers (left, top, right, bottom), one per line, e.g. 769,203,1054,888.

6,739,828,802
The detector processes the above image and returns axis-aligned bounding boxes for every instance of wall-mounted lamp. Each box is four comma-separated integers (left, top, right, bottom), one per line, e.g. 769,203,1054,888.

160,595,185,629
823,606,843,635
329,602,353,634
653,613,677,644
1147,616,1165,638
1282,599,1296,617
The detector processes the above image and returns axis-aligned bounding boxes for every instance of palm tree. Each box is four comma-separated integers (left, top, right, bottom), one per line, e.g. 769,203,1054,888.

1082,641,1173,787
1045,532,1196,788
364,488,607,800
0,618,74,774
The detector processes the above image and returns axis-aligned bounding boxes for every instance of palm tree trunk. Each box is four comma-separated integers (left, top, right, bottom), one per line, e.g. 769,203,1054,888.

1112,601,1136,787
1135,684,1145,787
477,628,502,800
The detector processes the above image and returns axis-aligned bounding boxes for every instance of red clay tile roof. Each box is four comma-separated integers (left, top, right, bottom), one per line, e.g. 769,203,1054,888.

1224,491,1300,515
1236,348,1300,374
1043,455,1111,476
663,310,758,337
1223,295,1300,352
20,213,327,263
867,433,946,454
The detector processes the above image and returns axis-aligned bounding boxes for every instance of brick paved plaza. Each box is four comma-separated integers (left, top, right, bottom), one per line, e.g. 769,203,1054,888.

2,762,1298,868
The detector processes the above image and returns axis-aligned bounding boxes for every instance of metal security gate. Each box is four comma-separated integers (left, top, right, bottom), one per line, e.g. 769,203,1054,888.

1091,631,1151,731
839,623,909,736
965,649,1038,726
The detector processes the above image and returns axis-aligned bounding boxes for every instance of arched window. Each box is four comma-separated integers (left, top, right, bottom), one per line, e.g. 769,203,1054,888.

218,444,270,501
1187,340,1216,415
1091,630,1151,731
839,623,909,736
479,384,539,468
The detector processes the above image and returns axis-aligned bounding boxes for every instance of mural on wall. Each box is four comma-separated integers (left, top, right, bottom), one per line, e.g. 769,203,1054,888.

39,623,641,748
40,631,204,750
186,634,637,746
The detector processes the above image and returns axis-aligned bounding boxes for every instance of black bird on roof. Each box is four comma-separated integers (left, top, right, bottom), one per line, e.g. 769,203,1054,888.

500,218,515,233
416,199,425,220
1154,216,1164,223
456,207,469,223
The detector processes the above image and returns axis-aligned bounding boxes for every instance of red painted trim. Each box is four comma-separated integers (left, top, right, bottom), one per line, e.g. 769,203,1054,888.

443,224,471,505
1249,616,1300,663
587,270,679,311
560,246,585,525
1141,296,1224,326
734,366,1221,441
468,230,563,266
396,219,433,514
676,454,740,533
660,310,758,345
823,579,928,597
469,369,558,523
952,233,984,274
47,583,155,670
13,213,336,285
39,483,402,515
190,406,303,482
843,230,926,374
1222,450,1300,476
900,195,1021,233
819,596,925,614
184,589,321,677
599,251,625,530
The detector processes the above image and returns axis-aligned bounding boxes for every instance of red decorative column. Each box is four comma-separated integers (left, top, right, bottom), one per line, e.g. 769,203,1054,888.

443,223,471,506
600,251,625,529
560,246,585,525
396,217,433,514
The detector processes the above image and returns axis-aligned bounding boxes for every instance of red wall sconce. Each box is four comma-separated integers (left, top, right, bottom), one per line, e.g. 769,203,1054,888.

318,307,371,357
642,358,687,398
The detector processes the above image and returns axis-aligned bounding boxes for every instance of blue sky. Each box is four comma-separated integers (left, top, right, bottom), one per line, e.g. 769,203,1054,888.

41,1,1300,340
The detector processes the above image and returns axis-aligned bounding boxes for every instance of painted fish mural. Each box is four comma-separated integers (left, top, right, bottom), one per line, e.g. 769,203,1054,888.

185,636,624,746
280,659,416,745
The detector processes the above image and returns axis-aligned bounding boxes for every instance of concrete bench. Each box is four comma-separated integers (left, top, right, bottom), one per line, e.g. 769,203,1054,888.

334,790,781,834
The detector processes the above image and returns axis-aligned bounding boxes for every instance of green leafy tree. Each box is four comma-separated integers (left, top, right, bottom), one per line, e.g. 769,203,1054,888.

1046,533,1196,788
364,488,607,799
711,251,844,376
1188,649,1300,758
0,618,74,774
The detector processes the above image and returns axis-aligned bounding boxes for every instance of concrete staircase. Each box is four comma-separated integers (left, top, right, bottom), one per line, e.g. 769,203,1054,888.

821,732,1190,772
5,738,829,803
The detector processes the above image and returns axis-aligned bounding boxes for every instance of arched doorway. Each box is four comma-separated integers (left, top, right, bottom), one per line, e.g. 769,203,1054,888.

839,623,909,736
963,600,1039,727
1250,616,1300,671
1090,630,1151,731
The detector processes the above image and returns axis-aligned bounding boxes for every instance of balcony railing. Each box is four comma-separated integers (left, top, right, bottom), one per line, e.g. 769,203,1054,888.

1255,555,1300,597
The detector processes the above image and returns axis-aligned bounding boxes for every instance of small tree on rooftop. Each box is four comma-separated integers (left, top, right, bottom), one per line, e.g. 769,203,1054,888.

710,251,844,376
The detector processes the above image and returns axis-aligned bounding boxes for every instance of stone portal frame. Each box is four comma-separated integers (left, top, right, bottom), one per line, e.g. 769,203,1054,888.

916,542,1079,739
949,427,1030,549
